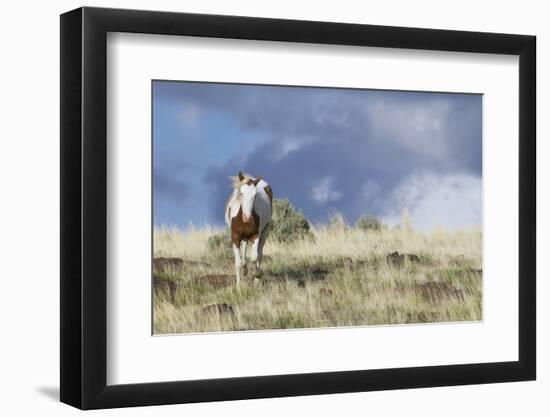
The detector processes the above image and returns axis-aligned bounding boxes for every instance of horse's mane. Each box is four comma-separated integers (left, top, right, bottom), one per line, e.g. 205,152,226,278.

228,172,254,190
225,173,255,225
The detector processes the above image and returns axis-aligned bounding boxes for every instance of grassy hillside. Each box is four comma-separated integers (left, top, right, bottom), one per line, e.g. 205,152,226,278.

152,223,482,334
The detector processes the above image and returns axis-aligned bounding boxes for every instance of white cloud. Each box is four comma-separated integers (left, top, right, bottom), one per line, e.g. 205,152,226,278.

311,177,343,204
367,99,452,160
281,140,301,155
383,173,482,231
179,103,201,128
278,136,314,158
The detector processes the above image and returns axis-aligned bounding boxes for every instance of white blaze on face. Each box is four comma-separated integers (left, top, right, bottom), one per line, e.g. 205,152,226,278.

240,183,258,222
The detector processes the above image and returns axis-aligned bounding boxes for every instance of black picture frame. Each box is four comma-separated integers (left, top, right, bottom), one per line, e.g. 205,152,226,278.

60,6,536,410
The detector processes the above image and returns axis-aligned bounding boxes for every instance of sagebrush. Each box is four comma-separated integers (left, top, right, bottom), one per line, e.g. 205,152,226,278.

356,215,383,232
271,198,313,243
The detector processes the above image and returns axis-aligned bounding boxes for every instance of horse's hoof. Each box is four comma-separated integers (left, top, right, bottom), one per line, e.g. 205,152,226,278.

242,264,248,276
254,269,263,279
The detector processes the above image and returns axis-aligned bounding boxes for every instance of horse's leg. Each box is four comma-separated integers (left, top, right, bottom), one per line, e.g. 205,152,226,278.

241,240,248,277
232,242,242,286
249,237,261,280
256,226,270,280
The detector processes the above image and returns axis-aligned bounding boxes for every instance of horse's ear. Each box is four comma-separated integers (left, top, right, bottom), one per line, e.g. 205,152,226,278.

238,171,245,181
252,177,262,186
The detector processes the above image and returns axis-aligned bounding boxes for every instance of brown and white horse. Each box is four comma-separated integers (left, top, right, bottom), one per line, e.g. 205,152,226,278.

225,171,273,285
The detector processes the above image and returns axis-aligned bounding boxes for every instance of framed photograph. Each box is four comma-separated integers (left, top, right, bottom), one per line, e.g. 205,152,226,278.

60,6,536,409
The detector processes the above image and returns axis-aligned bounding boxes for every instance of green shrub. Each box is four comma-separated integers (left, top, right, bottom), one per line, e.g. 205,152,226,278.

355,215,383,232
271,198,314,243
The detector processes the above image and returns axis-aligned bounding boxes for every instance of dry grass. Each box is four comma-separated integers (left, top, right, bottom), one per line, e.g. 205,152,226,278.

153,225,482,334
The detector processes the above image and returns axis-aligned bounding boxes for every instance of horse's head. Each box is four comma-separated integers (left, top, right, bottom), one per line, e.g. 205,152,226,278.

237,171,262,223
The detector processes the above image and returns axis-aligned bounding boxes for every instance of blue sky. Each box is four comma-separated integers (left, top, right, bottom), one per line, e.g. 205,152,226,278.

153,81,482,231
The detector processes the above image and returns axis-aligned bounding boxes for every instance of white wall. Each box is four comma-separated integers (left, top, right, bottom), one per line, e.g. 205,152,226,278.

0,0,546,415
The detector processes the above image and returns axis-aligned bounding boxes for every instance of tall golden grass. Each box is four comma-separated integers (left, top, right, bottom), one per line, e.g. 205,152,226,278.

153,224,482,334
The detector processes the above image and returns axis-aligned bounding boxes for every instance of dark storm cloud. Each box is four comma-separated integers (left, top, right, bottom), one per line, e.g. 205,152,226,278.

154,81,253,114
200,86,482,225
153,81,482,227
154,168,192,206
